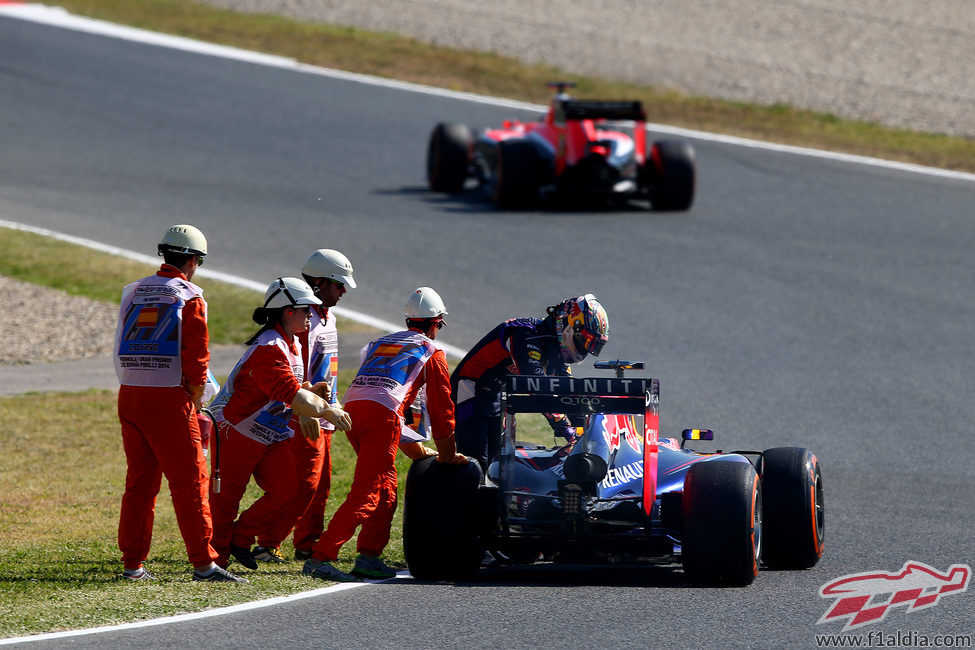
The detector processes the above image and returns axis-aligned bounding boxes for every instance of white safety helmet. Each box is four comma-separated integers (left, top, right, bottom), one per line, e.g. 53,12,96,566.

301,249,356,289
263,277,322,310
158,224,207,257
404,287,448,322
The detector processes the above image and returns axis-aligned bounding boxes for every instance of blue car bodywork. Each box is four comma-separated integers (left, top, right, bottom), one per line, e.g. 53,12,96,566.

403,362,824,585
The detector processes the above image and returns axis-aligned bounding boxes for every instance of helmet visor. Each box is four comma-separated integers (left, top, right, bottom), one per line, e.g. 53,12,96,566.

574,328,606,357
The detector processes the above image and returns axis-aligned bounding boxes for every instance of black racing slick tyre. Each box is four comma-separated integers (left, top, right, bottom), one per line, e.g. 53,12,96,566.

403,456,483,581
759,447,825,569
682,460,761,586
646,140,695,211
427,122,472,193
492,139,539,209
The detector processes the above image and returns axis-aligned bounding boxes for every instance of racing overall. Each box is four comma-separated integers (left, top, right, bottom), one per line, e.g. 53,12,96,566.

311,329,455,561
207,325,303,567
451,317,575,470
114,265,219,569
256,306,340,555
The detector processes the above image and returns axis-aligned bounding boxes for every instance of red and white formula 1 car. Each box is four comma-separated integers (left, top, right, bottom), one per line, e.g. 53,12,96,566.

427,82,696,210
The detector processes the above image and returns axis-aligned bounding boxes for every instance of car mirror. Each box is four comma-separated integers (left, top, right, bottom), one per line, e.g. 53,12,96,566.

681,429,713,441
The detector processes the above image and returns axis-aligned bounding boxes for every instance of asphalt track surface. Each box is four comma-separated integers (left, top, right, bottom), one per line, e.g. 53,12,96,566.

1,9,974,649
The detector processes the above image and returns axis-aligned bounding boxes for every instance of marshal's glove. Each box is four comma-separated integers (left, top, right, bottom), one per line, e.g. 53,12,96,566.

320,406,351,432
303,380,332,403
293,388,351,431
186,383,206,412
299,414,321,441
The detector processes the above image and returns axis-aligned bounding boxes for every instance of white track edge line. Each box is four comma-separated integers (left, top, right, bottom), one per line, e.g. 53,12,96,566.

0,573,413,645
0,220,468,359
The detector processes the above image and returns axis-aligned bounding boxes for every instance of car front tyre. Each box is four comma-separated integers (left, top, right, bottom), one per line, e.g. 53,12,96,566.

759,447,825,569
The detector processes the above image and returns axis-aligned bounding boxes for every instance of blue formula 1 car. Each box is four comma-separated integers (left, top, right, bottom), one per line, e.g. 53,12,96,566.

403,361,824,586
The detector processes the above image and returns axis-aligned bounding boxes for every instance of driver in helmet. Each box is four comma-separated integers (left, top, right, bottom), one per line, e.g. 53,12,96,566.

451,294,609,471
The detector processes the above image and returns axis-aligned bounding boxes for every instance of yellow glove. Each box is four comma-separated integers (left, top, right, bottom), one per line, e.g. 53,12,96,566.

321,406,352,432
303,380,332,402
434,436,469,465
293,388,351,431
292,387,328,417
299,415,321,441
186,383,205,412
400,441,438,460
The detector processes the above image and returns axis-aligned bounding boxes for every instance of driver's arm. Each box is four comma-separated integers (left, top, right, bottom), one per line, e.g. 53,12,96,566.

507,330,577,439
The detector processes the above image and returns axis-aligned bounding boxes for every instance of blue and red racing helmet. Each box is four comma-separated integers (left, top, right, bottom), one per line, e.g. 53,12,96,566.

555,294,609,363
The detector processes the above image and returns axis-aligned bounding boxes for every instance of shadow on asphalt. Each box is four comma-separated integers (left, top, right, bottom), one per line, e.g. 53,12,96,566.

391,562,694,589
379,185,684,216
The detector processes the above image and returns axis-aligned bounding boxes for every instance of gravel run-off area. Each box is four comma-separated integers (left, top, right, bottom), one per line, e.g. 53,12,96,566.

200,0,975,137
0,275,117,365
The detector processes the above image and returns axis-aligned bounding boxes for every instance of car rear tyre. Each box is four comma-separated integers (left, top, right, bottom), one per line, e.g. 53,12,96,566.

682,460,761,586
492,139,539,209
427,122,472,193
646,140,695,211
404,456,483,581
759,447,824,569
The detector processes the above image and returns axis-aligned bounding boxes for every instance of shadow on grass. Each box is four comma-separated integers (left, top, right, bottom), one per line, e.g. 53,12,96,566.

0,552,195,587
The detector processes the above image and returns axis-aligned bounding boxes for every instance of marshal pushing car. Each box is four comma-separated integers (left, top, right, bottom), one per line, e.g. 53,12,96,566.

426,82,696,210
403,361,824,586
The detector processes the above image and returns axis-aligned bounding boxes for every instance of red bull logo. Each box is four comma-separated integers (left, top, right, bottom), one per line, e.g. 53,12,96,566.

600,415,634,453
597,415,643,454
604,422,620,452
818,561,971,630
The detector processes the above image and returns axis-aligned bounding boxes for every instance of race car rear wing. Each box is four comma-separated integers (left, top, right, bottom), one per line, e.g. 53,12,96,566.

503,375,658,417
557,100,647,122
503,374,661,515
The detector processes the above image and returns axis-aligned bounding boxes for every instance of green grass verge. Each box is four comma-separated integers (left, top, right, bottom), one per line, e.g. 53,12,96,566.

0,382,406,638
46,0,975,173
0,385,555,639
0,228,385,638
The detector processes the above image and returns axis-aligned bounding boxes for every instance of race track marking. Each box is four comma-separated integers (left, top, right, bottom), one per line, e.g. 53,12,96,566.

0,220,468,359
0,574,413,645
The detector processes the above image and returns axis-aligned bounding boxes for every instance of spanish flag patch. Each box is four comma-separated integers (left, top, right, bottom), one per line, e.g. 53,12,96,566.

373,343,401,357
136,307,159,328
